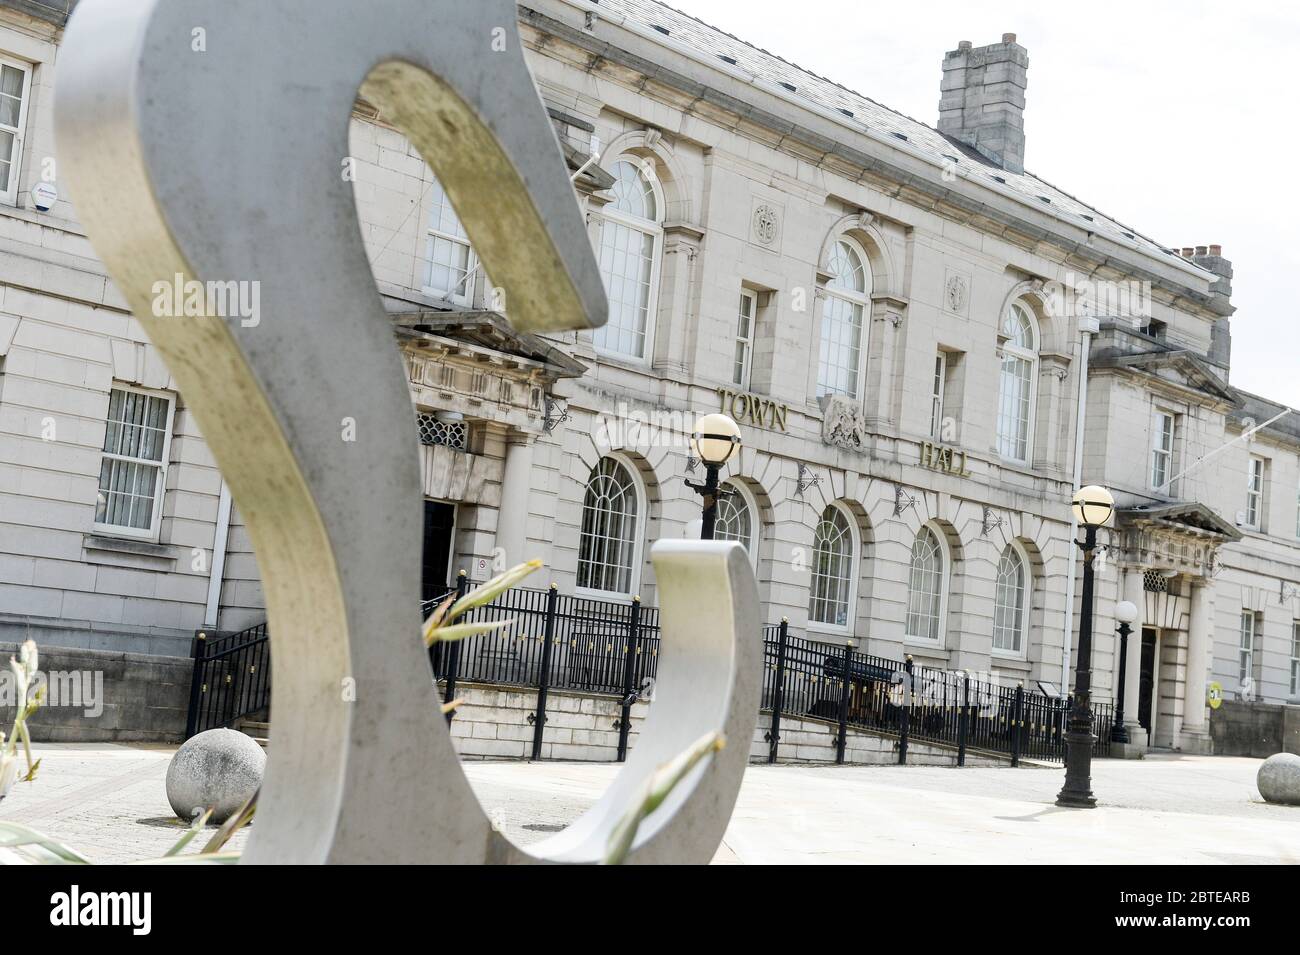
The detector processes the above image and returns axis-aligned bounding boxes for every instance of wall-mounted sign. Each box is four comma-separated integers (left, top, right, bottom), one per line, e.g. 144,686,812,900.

716,387,788,432
1207,681,1223,710
920,441,972,477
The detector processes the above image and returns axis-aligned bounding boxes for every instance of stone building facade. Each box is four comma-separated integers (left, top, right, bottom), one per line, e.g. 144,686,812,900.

1,0,1298,753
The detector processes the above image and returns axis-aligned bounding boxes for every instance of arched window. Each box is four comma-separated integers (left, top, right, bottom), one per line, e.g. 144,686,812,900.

594,159,663,360
817,239,871,398
809,505,854,628
906,526,946,643
713,482,754,555
996,301,1039,462
993,543,1029,655
422,175,477,305
576,457,640,595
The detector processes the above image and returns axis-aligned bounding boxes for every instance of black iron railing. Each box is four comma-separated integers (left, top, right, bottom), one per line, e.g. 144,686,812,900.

184,622,270,739
423,581,1114,765
187,581,1116,763
759,626,1115,766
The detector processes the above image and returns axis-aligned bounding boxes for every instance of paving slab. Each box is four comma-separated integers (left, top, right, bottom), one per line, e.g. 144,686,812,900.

2,745,1297,864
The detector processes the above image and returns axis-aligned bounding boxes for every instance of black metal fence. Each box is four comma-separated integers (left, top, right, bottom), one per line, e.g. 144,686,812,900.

185,580,1117,765
426,578,1115,766
184,622,270,739
759,624,1114,766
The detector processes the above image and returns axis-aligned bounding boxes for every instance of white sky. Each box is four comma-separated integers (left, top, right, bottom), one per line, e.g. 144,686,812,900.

676,0,1300,407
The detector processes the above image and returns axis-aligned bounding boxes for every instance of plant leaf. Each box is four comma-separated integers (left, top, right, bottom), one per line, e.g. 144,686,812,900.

445,559,542,622
203,788,258,854
604,731,725,865
425,618,514,648
0,821,93,864
164,808,212,856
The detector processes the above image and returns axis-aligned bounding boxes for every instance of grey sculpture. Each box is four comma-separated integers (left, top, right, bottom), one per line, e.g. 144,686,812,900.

55,0,761,863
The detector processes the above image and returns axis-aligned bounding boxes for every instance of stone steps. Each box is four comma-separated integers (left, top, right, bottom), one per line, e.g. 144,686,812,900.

238,719,269,748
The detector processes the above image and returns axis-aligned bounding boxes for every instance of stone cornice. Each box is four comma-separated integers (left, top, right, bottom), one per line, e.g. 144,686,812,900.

519,3,1225,320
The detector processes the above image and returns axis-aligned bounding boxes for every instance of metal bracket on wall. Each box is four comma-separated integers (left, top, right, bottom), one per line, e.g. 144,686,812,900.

795,463,820,496
542,396,570,433
893,484,917,516
980,506,1005,536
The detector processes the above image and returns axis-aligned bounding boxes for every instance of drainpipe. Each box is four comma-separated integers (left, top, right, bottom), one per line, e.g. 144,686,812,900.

204,480,232,629
1060,319,1098,691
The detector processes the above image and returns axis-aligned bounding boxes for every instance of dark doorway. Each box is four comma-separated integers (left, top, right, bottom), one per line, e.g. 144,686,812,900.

421,500,456,607
1138,627,1157,734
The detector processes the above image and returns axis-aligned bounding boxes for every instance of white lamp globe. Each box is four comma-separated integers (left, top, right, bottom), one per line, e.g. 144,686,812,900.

1071,484,1114,528
691,412,741,466
1115,600,1138,625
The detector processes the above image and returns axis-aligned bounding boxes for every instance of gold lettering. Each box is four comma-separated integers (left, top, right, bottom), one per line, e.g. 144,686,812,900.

772,403,787,432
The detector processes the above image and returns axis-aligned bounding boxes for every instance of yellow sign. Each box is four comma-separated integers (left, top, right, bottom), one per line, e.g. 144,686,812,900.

920,441,972,477
716,387,789,432
1207,681,1223,710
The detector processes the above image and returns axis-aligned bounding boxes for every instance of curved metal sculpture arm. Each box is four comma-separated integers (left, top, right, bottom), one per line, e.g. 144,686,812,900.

55,0,761,864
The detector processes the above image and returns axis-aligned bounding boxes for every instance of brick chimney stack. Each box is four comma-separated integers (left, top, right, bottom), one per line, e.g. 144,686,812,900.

938,34,1028,174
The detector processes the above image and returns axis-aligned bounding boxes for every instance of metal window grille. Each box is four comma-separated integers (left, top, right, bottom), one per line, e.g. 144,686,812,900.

417,412,468,451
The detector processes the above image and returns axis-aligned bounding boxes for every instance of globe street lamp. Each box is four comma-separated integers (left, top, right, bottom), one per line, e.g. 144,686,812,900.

1057,484,1114,808
1110,600,1138,745
687,413,741,540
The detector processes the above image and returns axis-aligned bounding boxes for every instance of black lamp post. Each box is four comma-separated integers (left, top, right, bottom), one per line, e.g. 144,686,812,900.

1057,483,1115,809
1110,599,1138,745
686,413,741,540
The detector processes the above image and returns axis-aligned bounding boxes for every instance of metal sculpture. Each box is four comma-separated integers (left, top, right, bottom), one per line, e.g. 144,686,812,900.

56,0,760,863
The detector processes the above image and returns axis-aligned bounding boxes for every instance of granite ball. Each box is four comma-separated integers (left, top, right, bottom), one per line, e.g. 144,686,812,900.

166,728,265,823
1256,752,1300,806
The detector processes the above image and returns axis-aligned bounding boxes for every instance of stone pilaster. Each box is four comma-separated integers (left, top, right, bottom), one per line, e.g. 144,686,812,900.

861,294,906,431
1115,567,1148,757
495,431,536,567
1180,580,1214,753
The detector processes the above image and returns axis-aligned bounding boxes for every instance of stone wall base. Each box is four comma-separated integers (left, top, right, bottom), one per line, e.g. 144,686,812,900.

0,642,192,743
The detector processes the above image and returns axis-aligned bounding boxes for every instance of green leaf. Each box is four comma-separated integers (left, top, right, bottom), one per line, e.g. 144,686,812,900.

424,618,514,648
203,788,257,854
164,808,212,856
0,821,93,864
604,731,726,865
445,559,543,622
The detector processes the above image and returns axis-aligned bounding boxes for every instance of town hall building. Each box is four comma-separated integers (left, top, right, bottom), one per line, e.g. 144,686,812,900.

1,0,1298,753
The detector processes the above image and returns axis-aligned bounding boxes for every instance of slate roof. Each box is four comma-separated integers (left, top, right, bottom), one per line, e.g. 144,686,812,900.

593,0,1203,274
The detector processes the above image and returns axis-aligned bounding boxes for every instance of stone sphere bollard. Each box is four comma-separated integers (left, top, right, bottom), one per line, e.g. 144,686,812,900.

1256,752,1300,806
166,728,266,823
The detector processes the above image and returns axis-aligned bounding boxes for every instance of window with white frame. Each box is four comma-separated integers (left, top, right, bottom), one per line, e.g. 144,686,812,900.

1150,411,1175,493
0,57,32,206
906,526,946,643
1245,455,1265,530
993,543,1029,654
94,387,174,537
594,159,662,360
713,482,754,555
576,457,640,595
1291,622,1300,697
733,289,756,387
816,239,870,398
1238,611,1256,686
808,505,854,628
929,352,946,439
996,301,1039,463
422,175,477,304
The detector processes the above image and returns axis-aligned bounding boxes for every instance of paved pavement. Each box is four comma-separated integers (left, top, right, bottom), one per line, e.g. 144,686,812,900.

2,744,1297,863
